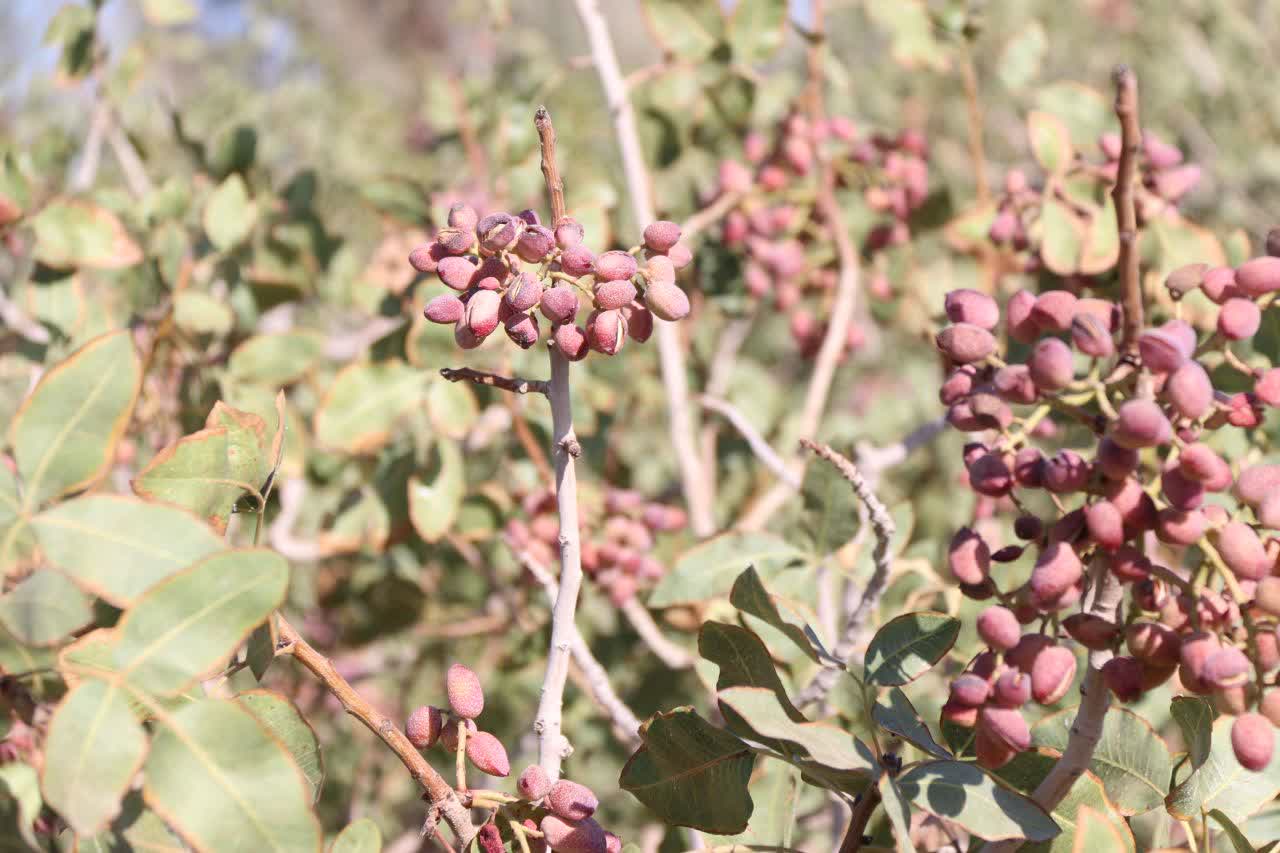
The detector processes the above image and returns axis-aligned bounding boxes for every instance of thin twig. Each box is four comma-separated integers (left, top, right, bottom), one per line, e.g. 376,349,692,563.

619,597,695,670
854,416,949,479
104,109,153,198
680,190,746,243
532,109,585,781
794,441,895,709
571,0,717,538
439,367,549,396
513,545,643,746
700,395,802,490
1114,66,1142,355
70,100,111,193
958,45,990,206
274,616,478,845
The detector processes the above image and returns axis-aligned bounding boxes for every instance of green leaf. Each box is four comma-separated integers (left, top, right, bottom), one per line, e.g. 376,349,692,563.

330,818,382,853
879,774,915,853
173,290,234,337
141,0,198,25
717,686,876,779
994,751,1132,852
1171,695,1216,769
1079,197,1120,275
75,791,185,852
1035,83,1110,153
1028,112,1074,176
132,402,273,533
144,699,322,851
314,361,425,455
650,532,801,607
33,495,224,606
0,569,92,646
235,690,324,803
1033,706,1171,815
620,707,754,833
1167,717,1280,824
114,548,289,696
865,1,948,71
1038,196,1085,276
1211,809,1258,853
638,0,720,61
30,200,141,270
0,762,42,852
897,760,1059,842
1072,805,1131,852
729,567,824,662
228,333,324,387
41,679,148,835
864,611,960,687
9,330,141,508
425,380,478,439
997,22,1047,92
203,175,257,251
726,0,786,63
407,440,464,544
873,687,950,760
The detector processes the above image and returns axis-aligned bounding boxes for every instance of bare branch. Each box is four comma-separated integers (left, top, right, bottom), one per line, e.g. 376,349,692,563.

532,109,585,782
619,597,695,670
275,616,478,845
700,395,802,490
513,545,643,746
1113,65,1143,358
439,367,549,396
794,440,895,709
571,0,717,538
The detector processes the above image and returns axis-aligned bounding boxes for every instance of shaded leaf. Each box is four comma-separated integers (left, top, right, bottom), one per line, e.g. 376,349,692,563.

41,679,148,835
1211,809,1257,853
1033,706,1171,815
235,690,324,803
9,330,140,508
173,290,234,337
1028,112,1074,175
620,707,754,833
864,611,960,686
33,495,223,606
115,548,289,696
228,333,324,387
1171,695,1216,769
729,566,825,662
873,687,951,760
31,200,141,270
879,774,914,853
717,686,876,779
698,621,802,722
144,699,322,851
0,569,92,646
650,532,801,607
1039,196,1085,276
899,760,1059,843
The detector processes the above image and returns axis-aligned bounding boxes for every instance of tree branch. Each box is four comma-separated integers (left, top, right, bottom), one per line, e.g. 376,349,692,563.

794,441,895,709
532,109,585,782
512,545,643,746
274,616,478,845
700,395,802,490
439,367,549,396
571,0,717,538
1113,65,1143,361
619,597,695,670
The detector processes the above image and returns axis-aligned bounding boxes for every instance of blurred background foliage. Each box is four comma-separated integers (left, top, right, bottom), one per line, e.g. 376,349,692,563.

2,0,1280,849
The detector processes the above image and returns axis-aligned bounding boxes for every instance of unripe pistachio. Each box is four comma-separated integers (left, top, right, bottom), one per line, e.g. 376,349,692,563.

944,289,1000,330
1233,713,1275,772
936,323,996,364
540,815,606,853
1030,290,1077,332
1236,257,1280,297
977,606,1021,651
1028,543,1083,605
1179,443,1229,485
1219,297,1262,340
425,294,465,324
406,706,444,749
948,527,990,585
516,225,556,263
644,280,691,321
1153,164,1201,200
466,731,510,777
1164,361,1214,419
547,780,599,821
1030,645,1077,705
446,663,485,719
643,221,682,253
1111,399,1171,449
1028,337,1074,391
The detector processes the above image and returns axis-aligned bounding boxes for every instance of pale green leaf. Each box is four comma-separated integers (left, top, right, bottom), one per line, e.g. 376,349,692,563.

41,679,148,835
899,760,1059,842
203,175,257,251
1167,717,1280,824
0,763,41,851
0,569,92,646
173,290,234,337
407,439,464,544
144,699,322,851
235,690,324,802
330,818,382,853
638,0,719,61
115,548,289,696
30,200,141,270
1028,111,1074,175
33,495,224,606
997,22,1047,92
1211,809,1257,853
649,532,801,607
9,330,140,508
1039,196,1085,276
228,333,324,387
879,774,915,853
1033,706,1171,815
314,361,425,455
